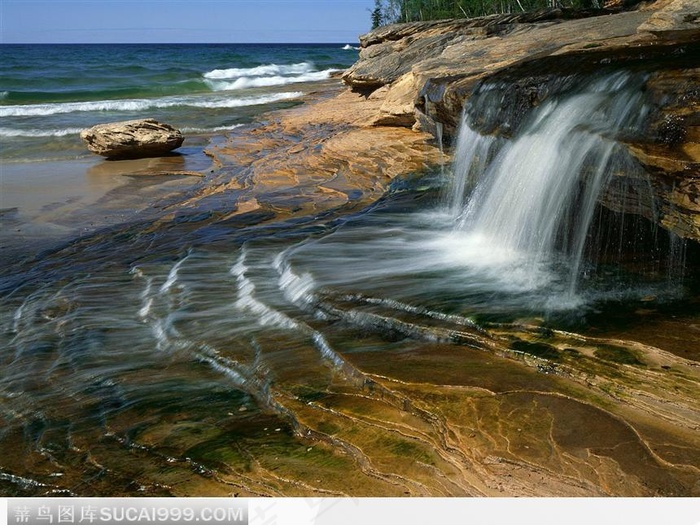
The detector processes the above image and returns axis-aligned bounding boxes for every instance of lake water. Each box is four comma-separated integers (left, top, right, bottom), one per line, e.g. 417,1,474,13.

0,43,357,162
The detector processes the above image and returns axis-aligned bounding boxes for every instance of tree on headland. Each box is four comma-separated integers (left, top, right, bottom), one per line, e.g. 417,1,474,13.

371,0,385,29
370,0,602,25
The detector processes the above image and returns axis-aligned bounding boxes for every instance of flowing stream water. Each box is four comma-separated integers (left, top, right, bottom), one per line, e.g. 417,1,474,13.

1,71,698,496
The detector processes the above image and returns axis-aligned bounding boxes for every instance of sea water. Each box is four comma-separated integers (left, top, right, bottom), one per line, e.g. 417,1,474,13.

0,43,358,163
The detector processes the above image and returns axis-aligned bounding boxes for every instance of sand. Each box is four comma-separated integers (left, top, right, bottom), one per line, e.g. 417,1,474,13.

0,144,212,259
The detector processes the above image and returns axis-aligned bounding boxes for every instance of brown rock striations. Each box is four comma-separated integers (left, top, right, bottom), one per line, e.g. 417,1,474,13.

638,0,700,35
181,85,445,221
342,0,700,241
345,8,615,91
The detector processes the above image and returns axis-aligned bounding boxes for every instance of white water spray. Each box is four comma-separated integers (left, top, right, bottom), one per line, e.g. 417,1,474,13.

450,72,650,295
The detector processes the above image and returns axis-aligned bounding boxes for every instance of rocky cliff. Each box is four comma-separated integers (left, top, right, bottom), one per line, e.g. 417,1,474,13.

343,0,700,241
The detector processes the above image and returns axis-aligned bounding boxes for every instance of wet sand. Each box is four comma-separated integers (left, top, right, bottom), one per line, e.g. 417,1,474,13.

0,143,212,259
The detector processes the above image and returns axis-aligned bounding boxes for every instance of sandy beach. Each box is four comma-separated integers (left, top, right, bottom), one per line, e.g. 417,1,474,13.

1,139,214,258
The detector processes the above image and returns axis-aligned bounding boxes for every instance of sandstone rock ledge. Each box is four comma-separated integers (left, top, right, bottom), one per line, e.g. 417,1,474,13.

341,0,700,241
182,85,445,221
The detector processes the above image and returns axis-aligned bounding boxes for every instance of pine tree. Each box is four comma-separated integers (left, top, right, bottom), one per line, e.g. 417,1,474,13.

371,0,385,29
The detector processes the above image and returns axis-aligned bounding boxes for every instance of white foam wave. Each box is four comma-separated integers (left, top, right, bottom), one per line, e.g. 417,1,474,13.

0,127,82,138
0,92,304,117
0,91,8,99
0,99,153,117
151,319,170,352
198,355,247,387
136,273,154,320
342,45,360,50
204,62,314,80
138,298,154,320
181,124,244,134
0,472,48,489
311,332,344,368
205,70,337,91
187,91,302,107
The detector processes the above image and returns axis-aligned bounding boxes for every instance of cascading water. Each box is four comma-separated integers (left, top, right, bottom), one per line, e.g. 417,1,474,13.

272,70,681,316
445,120,499,216
447,72,653,298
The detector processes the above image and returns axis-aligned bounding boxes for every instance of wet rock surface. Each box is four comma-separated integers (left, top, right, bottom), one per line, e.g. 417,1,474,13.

190,85,446,219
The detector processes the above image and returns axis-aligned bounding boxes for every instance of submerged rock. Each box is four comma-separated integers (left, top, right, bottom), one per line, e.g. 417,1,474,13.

80,118,184,159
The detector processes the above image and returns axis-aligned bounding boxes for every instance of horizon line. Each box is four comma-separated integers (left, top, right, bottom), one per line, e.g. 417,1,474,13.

0,41,360,45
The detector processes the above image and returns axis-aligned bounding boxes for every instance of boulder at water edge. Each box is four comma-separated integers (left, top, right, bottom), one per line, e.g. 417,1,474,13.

80,118,184,159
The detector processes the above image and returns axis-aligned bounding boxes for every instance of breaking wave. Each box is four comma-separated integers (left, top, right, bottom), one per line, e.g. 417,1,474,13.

202,61,338,91
181,124,244,134
0,91,303,117
0,127,83,138
203,62,315,80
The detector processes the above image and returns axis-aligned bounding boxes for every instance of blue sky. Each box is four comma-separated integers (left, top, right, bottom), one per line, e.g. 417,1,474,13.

1,0,377,43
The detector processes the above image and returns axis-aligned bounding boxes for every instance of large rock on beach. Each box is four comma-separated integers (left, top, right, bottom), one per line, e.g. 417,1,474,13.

80,118,184,159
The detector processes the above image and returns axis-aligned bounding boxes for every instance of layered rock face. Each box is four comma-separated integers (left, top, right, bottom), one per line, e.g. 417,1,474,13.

81,118,184,159
343,0,700,241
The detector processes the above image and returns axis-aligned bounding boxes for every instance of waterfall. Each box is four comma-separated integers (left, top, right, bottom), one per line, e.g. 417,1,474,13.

447,118,498,217
448,72,652,296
